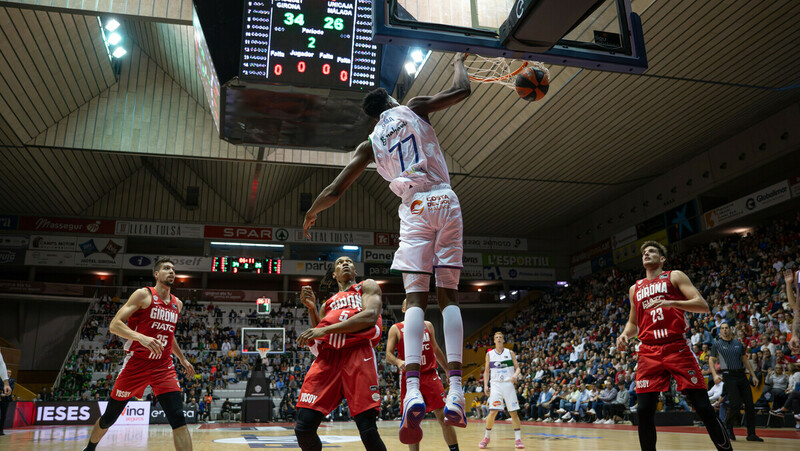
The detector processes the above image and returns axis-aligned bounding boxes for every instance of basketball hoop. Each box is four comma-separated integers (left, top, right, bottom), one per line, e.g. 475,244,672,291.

257,347,269,360
465,55,549,91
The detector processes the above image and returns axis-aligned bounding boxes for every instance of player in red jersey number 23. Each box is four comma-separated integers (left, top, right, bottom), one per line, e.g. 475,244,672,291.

616,241,731,451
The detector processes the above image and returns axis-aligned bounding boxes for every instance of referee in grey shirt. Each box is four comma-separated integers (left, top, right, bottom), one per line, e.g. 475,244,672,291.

709,322,762,442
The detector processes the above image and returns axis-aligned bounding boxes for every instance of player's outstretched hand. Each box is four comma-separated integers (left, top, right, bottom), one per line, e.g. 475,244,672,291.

138,335,163,358
789,334,800,355
3,383,11,396
297,327,326,347
300,286,316,310
615,334,629,351
783,268,795,286
303,212,317,239
452,52,467,65
396,359,406,372
180,359,196,379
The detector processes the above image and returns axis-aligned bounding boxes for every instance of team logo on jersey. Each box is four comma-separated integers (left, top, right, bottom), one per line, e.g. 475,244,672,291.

691,377,698,384
152,295,158,301
370,385,378,391
688,370,695,376
372,393,381,401
659,273,669,279
410,200,424,215
492,401,502,407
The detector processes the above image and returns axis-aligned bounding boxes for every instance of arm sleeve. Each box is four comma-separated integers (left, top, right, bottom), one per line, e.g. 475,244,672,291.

0,352,8,381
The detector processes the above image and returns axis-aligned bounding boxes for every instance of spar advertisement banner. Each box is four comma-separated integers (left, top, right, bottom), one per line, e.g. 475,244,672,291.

703,180,791,229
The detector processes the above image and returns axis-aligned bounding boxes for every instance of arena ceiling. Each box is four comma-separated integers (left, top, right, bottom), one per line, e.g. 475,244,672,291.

1,0,799,245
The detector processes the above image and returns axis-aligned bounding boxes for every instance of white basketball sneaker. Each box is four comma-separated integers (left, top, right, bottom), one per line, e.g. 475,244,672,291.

443,389,467,428
399,388,426,444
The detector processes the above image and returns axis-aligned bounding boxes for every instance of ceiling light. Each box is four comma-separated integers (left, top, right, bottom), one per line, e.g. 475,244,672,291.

210,241,284,248
342,245,359,251
112,47,127,58
107,33,122,45
105,19,120,32
404,62,417,75
411,49,424,63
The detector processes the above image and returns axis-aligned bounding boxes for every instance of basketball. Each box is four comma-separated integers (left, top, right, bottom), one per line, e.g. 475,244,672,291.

514,66,549,101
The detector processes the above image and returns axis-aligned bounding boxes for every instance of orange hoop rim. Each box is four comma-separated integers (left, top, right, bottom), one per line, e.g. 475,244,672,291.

468,60,529,83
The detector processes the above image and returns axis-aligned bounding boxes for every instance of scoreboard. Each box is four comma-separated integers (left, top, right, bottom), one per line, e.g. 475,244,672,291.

240,0,380,90
211,257,282,274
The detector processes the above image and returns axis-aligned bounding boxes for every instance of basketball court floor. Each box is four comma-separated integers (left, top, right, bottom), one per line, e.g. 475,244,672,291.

3,419,798,450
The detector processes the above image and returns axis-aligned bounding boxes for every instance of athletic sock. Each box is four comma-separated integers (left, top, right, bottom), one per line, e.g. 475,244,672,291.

484,428,491,439
448,444,459,451
403,307,424,367
442,305,463,364
84,441,98,451
514,429,521,440
449,370,462,393
405,371,420,393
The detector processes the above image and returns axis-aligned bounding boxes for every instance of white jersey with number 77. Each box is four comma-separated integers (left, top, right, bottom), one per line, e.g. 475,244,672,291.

369,105,451,198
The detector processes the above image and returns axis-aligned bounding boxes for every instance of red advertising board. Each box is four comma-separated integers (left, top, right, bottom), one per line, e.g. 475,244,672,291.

374,232,400,247
204,225,274,241
18,217,116,235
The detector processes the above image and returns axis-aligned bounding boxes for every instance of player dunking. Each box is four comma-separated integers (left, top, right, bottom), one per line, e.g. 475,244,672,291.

294,256,386,451
385,299,459,451
303,52,475,444
616,242,731,451
83,257,194,451
479,331,524,449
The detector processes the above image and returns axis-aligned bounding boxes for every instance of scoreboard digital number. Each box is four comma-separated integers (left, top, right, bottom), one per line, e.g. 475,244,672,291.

240,0,380,90
211,257,282,274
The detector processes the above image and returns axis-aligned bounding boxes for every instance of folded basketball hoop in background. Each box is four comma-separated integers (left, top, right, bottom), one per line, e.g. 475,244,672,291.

373,0,647,74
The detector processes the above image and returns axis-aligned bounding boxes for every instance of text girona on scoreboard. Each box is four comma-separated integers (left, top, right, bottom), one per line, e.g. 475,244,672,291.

240,0,380,90
211,257,282,275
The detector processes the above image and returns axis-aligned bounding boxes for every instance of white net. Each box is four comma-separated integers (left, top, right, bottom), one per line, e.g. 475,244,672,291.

464,55,550,91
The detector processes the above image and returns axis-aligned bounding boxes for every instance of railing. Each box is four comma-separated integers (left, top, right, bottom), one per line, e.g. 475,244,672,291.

53,298,97,391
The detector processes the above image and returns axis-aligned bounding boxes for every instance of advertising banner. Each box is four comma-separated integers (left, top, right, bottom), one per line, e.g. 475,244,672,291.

32,402,102,426
0,280,84,296
150,406,198,424
664,199,700,243
98,401,150,425
0,235,29,248
790,175,800,198
463,236,527,251
17,216,115,235
703,180,791,229
205,225,275,241
364,262,392,278
570,239,612,266
363,248,394,264
29,235,77,251
461,266,485,280
281,260,365,276
116,221,204,238
481,253,552,268
0,234,29,265
25,250,75,266
291,228,373,245
123,255,212,272
374,232,400,247
483,266,556,281
611,226,637,249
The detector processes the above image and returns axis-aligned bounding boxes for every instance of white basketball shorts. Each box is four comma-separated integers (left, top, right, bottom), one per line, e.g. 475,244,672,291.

487,381,519,411
391,184,463,275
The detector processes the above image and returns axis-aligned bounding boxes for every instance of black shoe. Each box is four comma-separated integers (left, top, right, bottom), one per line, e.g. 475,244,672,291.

746,435,763,442
727,429,735,441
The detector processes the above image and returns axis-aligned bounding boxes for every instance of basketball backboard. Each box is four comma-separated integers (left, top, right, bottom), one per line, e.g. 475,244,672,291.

373,0,647,73
242,328,285,355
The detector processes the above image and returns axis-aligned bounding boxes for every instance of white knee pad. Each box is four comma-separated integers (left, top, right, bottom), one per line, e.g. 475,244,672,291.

402,273,430,293
435,267,460,289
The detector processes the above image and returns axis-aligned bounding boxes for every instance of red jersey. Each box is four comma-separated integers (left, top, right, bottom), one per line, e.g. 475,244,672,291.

633,270,689,345
124,287,180,361
309,282,382,353
396,322,437,373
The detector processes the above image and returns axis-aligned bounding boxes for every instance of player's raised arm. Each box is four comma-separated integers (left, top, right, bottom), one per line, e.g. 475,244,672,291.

426,321,448,371
303,140,374,238
616,285,638,351
406,52,471,120
652,270,710,314
385,324,405,371
109,288,164,358
300,286,322,327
